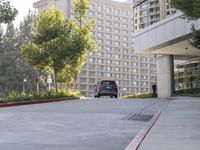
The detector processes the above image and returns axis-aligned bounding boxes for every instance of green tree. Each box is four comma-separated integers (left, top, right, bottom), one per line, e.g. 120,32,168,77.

18,11,46,92
0,0,18,23
69,0,96,85
0,11,45,94
21,1,96,91
0,22,21,93
21,7,72,91
171,0,200,20
171,0,200,49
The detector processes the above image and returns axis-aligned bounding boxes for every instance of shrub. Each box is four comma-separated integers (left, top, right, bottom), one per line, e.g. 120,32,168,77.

175,88,200,95
121,93,154,99
0,89,80,103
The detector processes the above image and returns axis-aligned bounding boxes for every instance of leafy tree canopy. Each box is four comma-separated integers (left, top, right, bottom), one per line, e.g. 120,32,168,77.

0,0,18,23
21,1,96,91
171,0,200,49
171,0,200,20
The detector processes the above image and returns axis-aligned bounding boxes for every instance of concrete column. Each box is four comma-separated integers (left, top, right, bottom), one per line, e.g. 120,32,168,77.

157,55,174,98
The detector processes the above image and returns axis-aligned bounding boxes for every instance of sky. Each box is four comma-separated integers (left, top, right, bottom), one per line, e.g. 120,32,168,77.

9,0,127,26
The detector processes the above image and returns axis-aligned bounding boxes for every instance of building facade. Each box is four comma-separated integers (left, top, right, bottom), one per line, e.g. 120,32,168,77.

34,0,157,97
134,12,200,98
175,62,200,91
133,0,176,31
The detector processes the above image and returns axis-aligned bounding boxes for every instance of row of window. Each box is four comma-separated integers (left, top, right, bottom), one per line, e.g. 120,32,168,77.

89,4,129,16
79,80,152,88
94,26,132,34
87,56,154,63
88,52,156,62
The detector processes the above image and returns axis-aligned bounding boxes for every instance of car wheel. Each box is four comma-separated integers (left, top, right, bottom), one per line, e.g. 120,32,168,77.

114,95,118,98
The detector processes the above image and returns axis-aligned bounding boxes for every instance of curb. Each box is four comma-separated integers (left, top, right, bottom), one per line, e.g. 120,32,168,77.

0,97,79,108
125,110,161,150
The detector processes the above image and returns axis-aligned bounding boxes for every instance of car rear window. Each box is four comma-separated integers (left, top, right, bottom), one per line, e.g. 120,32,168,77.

101,81,116,85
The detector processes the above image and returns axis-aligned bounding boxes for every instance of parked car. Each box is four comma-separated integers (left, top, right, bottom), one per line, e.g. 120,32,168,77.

94,80,118,98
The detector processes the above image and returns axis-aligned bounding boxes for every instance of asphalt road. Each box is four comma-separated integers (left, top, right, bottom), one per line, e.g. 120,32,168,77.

0,98,169,150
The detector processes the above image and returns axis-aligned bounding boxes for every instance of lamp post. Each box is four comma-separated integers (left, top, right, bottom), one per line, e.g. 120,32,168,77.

36,75,39,92
23,78,27,94
122,88,126,96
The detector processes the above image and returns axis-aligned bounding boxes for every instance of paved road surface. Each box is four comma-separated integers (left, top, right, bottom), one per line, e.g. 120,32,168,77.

0,98,168,150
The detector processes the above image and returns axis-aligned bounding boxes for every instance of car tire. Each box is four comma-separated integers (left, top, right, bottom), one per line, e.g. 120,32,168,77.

114,95,118,98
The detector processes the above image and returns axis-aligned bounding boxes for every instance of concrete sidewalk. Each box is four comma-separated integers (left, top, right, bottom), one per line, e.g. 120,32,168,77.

138,97,200,150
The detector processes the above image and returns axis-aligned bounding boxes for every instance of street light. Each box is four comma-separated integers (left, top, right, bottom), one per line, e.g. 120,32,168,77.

23,78,27,94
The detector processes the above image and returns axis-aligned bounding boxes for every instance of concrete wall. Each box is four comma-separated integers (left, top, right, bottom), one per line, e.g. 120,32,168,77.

134,12,200,53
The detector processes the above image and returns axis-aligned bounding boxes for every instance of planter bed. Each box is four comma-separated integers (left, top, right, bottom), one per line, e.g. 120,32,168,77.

0,97,79,108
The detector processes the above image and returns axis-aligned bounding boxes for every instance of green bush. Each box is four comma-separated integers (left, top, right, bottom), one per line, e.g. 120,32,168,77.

121,93,154,99
175,88,200,95
0,89,80,103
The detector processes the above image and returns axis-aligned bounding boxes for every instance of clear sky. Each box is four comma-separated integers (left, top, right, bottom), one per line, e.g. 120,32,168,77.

9,0,127,26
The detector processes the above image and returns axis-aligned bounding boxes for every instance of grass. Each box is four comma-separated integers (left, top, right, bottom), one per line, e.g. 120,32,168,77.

0,89,80,103
121,92,154,99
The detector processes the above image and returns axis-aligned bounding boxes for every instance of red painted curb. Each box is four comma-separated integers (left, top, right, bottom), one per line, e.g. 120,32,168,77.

0,97,79,108
125,110,161,150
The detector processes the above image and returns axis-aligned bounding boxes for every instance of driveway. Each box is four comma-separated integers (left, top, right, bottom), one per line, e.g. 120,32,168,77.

0,98,168,150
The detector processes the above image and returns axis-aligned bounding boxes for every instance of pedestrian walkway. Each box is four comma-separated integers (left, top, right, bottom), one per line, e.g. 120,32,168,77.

138,97,200,150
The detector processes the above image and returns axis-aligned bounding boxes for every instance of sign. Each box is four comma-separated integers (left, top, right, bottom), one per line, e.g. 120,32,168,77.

47,75,52,83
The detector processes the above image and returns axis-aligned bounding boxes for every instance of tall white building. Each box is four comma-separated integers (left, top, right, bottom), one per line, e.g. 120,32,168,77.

133,0,176,31
34,0,157,97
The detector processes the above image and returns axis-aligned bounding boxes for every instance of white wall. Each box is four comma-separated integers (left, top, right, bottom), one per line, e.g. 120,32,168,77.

134,12,200,53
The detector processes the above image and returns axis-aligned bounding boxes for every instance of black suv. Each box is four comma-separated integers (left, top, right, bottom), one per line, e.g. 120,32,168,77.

94,80,118,98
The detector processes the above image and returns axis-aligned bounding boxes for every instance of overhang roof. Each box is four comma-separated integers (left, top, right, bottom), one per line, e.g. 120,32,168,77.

133,12,200,60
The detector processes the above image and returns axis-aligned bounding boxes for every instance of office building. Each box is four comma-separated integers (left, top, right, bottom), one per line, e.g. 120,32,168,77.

34,0,157,97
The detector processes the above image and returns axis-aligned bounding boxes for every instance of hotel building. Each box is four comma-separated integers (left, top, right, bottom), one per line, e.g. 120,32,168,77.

34,0,157,97
133,0,176,31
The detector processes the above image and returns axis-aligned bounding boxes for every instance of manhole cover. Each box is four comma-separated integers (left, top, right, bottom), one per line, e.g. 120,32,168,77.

126,114,153,122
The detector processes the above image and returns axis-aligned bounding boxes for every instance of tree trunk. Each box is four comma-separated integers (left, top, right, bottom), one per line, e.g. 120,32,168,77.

73,73,78,90
54,72,58,93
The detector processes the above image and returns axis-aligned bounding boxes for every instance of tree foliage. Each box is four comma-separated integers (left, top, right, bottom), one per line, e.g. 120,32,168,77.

190,25,200,49
171,0,200,20
0,11,44,94
171,0,200,49
0,0,18,23
21,0,96,91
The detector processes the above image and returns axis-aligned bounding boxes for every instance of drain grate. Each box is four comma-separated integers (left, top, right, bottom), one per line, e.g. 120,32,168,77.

126,114,153,122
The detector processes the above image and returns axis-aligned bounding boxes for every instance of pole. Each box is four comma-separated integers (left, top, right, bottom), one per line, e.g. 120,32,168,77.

48,83,51,91
37,82,39,92
23,81,24,94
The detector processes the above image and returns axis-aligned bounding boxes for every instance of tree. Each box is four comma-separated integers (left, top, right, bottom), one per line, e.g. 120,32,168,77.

21,7,73,91
171,0,200,20
171,0,200,49
0,22,21,93
69,0,96,85
0,0,18,23
18,11,46,92
21,1,96,92
0,11,45,94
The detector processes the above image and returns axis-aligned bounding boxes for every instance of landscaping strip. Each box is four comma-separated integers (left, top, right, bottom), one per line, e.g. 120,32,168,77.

0,97,79,108
125,110,161,150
